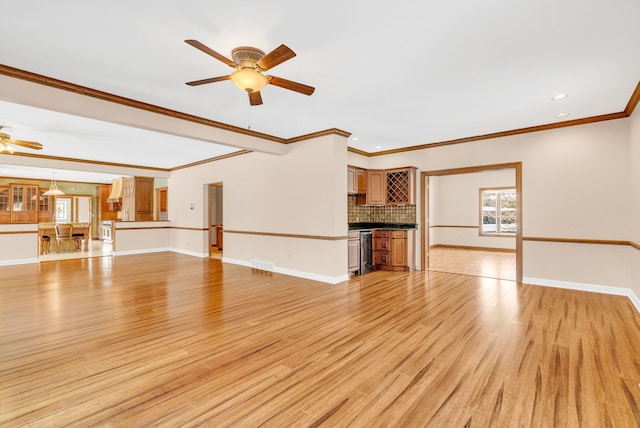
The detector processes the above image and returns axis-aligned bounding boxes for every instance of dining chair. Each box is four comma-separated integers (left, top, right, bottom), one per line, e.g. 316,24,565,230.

72,223,87,250
55,223,75,253
41,235,51,254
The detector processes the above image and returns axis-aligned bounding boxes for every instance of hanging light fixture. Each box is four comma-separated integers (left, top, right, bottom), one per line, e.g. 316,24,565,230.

0,140,16,154
43,173,64,196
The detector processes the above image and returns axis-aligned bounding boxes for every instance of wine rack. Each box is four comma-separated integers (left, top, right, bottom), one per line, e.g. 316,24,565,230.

385,168,415,205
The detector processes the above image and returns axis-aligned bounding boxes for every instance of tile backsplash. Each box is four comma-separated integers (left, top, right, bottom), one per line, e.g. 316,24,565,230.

348,195,416,223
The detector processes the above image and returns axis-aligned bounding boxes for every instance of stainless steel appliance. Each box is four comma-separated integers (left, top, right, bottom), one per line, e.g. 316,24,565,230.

359,231,373,274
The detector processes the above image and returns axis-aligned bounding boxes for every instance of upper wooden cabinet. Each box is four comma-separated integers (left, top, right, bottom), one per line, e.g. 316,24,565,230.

366,170,386,205
350,166,416,206
10,184,38,223
347,166,367,194
121,177,154,221
0,186,10,223
37,189,51,223
385,167,416,205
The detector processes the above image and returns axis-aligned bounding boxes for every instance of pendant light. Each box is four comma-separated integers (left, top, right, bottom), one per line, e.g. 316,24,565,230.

43,173,64,196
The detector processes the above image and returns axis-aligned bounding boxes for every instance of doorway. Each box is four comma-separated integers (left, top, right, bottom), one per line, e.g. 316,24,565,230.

41,194,112,261
421,162,522,282
208,183,223,259
155,187,168,220
55,195,91,223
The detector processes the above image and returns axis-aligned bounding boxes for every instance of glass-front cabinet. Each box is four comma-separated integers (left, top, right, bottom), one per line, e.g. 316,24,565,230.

10,184,38,223
38,189,51,222
0,186,10,223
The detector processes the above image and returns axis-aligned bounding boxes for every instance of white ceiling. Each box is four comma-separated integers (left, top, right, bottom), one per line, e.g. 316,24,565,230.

0,0,639,182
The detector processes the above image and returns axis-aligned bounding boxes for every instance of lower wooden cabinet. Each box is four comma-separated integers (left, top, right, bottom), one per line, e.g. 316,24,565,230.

373,229,415,272
348,232,360,273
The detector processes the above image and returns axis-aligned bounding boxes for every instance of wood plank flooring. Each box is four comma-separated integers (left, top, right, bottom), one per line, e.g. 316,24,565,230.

1,253,639,426
429,246,517,281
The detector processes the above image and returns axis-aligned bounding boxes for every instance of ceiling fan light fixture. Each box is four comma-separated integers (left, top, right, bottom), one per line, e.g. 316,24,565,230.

230,68,268,93
0,141,16,154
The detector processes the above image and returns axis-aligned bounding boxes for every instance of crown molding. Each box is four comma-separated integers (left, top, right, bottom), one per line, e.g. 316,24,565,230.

0,64,286,144
170,150,252,171
624,81,640,116
1,64,638,161
2,151,170,172
286,128,351,144
353,80,640,157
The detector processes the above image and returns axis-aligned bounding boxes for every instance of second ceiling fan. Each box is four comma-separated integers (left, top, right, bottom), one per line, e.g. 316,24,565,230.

185,39,315,106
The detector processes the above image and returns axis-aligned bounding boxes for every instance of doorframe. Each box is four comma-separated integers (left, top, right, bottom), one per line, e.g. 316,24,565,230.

155,187,168,220
420,162,522,283
208,183,223,253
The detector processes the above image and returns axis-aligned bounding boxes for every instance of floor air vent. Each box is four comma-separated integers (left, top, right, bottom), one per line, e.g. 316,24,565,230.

250,260,275,271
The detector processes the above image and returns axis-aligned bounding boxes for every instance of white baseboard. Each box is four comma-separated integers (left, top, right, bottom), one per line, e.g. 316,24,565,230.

523,276,640,314
223,257,350,285
113,247,173,256
113,247,208,258
0,257,39,267
169,248,208,258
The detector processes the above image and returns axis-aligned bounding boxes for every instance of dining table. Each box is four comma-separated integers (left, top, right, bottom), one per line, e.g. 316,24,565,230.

39,223,91,254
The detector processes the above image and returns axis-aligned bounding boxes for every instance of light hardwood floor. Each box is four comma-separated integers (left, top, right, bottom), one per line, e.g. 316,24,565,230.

1,253,639,426
429,246,517,281
39,239,112,262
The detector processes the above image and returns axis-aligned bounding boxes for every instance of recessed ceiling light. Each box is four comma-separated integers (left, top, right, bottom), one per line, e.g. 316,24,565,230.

375,145,382,149
351,137,358,141
552,94,568,101
556,112,570,118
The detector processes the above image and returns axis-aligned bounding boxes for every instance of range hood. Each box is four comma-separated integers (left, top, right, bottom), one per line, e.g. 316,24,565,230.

107,177,123,204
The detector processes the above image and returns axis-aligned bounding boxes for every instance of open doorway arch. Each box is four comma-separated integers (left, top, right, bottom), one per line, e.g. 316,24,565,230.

421,162,522,283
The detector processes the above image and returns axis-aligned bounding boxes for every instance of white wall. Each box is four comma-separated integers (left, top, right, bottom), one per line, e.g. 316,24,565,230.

367,118,635,297
114,221,171,255
429,170,516,250
169,133,349,283
0,224,38,265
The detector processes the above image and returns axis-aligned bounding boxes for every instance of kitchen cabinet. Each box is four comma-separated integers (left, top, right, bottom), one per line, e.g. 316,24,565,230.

362,167,416,206
0,186,9,223
372,230,390,268
10,184,38,223
347,166,367,195
391,230,408,268
121,177,154,221
385,167,416,205
99,185,117,228
37,189,51,222
373,229,415,271
366,170,386,205
348,231,360,273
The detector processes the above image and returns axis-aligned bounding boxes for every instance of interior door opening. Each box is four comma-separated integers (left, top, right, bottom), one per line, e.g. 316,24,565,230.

209,183,223,259
40,194,113,261
421,163,522,282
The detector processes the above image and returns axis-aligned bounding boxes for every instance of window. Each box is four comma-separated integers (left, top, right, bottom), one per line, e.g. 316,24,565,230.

480,188,516,235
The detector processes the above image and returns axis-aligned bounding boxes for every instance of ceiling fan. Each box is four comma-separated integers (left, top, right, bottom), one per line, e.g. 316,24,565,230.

184,39,315,106
0,126,43,154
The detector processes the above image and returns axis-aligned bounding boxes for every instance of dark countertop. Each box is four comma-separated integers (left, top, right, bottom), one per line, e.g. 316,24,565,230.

348,222,418,231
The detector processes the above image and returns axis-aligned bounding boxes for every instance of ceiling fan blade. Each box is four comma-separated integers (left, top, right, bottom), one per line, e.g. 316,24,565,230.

268,76,315,96
249,91,263,106
256,45,296,71
10,139,43,150
185,75,231,86
185,39,236,68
